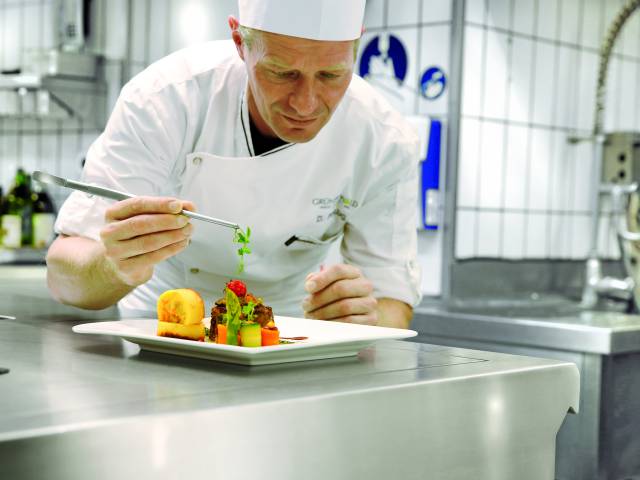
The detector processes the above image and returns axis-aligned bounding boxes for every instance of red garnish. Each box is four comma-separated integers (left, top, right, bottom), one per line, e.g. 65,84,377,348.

226,279,247,297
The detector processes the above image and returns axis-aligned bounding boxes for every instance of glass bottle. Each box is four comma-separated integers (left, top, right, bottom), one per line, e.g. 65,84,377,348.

31,180,56,248
0,169,33,248
0,186,5,247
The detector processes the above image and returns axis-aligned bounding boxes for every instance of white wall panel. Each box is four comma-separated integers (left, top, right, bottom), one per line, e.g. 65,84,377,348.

104,0,129,59
503,124,528,210
581,0,604,50
129,0,148,63
477,121,504,209
487,0,510,31
527,128,551,212
417,25,450,117
455,209,477,259
506,36,533,124
559,0,581,44
422,0,452,23
457,117,480,208
555,45,579,129
481,31,509,120
501,212,525,259
524,212,548,258
476,210,501,257
511,0,535,36
571,215,591,259
461,25,483,117
363,0,385,30
531,42,555,126
570,138,594,214
148,0,170,63
2,6,22,69
387,0,419,27
536,0,558,41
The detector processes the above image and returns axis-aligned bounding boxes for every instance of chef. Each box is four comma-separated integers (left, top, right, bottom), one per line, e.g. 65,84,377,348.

46,0,422,329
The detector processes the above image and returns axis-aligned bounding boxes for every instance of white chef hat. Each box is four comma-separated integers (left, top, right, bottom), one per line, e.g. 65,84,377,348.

238,0,366,41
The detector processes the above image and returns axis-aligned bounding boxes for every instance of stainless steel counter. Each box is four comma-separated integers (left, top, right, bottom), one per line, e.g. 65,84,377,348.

413,297,640,480
416,296,640,355
0,267,580,480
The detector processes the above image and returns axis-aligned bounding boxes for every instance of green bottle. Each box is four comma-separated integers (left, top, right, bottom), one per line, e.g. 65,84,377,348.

0,169,33,248
31,181,56,248
0,186,5,247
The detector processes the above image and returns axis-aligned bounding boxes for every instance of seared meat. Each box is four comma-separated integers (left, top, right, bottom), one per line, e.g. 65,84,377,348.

253,304,274,327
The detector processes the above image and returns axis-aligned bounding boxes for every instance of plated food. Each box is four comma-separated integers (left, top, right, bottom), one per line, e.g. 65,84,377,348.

157,288,205,341
156,280,280,347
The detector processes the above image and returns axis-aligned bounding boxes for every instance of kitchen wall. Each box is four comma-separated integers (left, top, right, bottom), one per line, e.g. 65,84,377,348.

0,0,96,208
457,0,640,261
360,0,453,295
0,0,239,208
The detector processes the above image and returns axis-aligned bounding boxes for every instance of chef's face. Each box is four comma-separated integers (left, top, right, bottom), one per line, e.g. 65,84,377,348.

232,22,355,143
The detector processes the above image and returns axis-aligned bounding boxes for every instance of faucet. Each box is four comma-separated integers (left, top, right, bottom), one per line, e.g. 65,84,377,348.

579,0,640,310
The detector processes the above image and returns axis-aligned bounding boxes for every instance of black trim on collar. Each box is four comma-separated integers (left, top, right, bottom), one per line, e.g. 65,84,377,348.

261,143,295,157
240,89,296,157
240,94,254,157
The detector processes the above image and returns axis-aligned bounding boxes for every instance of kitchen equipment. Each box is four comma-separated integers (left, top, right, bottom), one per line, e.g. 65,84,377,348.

576,0,640,311
32,171,240,231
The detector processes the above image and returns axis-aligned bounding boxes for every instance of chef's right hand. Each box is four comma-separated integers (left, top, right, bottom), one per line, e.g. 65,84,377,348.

100,197,195,287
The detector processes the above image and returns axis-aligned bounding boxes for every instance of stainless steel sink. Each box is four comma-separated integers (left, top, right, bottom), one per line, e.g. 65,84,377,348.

441,294,630,318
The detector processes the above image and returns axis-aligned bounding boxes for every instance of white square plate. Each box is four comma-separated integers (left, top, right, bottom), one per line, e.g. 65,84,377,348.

73,317,417,366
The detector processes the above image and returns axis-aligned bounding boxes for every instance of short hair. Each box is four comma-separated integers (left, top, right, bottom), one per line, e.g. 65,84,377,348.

238,24,263,52
238,24,360,60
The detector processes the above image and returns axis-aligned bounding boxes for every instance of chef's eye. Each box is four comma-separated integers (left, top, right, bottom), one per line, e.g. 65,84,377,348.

319,72,340,79
270,70,298,79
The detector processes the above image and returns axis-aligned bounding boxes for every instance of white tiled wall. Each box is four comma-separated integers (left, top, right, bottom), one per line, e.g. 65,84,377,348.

358,0,453,295
0,0,238,208
457,0,638,260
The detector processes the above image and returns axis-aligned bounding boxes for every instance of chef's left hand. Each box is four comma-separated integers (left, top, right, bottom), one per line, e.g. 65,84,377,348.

302,264,378,325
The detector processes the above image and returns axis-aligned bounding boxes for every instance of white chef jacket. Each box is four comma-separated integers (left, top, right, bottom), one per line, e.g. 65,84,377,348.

55,40,422,317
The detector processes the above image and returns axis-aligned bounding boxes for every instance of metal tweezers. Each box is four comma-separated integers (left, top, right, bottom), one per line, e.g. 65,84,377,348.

33,171,240,230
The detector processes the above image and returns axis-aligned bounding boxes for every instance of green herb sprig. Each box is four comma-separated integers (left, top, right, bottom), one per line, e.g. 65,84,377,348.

234,226,252,273
242,300,256,322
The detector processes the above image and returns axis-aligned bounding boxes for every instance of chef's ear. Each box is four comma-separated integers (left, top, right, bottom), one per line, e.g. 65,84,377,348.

228,15,246,61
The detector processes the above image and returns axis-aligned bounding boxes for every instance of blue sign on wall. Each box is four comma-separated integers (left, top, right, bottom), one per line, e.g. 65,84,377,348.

359,34,408,85
420,66,447,100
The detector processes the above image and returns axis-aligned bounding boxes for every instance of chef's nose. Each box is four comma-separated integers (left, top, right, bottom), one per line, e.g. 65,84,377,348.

289,77,319,116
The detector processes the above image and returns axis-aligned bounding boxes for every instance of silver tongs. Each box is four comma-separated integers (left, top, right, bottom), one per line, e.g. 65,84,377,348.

33,171,240,230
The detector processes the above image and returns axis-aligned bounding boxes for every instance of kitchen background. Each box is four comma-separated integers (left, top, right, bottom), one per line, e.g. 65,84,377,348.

1,0,638,298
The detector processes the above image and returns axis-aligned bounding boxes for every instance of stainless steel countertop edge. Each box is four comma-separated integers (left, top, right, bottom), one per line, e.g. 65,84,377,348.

0,356,580,444
412,307,638,355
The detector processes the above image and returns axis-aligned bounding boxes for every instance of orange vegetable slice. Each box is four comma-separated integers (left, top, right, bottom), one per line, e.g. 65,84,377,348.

261,327,279,346
216,324,227,344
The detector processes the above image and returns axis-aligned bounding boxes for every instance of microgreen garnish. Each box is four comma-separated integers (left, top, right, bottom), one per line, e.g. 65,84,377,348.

234,226,252,273
242,301,256,322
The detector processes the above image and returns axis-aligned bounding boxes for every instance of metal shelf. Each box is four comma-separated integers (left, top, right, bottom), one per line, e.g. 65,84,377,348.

0,247,47,265
0,50,108,127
